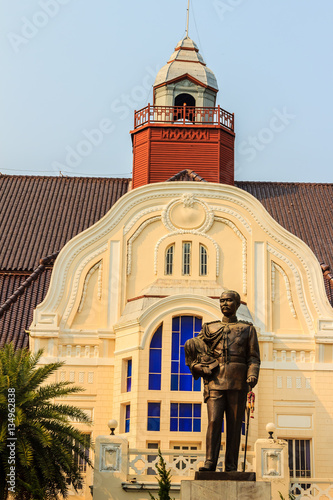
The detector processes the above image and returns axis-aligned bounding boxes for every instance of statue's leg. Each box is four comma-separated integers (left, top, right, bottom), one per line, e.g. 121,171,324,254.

224,389,247,472
204,390,226,470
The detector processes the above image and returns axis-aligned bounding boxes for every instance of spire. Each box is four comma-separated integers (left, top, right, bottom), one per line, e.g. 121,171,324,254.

186,0,190,38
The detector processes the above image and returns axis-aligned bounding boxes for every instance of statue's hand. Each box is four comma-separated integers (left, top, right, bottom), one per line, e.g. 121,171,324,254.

192,364,212,378
247,376,257,388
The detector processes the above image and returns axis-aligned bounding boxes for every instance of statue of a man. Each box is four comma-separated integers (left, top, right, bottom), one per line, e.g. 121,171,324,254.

185,290,260,472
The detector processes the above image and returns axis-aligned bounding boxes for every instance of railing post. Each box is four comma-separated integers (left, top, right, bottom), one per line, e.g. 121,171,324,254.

217,105,220,126
134,110,137,128
148,103,151,125
232,112,234,131
183,103,186,124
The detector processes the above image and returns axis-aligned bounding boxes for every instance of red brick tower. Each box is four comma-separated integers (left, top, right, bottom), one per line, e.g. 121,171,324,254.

131,36,235,189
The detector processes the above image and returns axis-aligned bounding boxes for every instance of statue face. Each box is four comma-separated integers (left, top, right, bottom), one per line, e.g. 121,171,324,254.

220,292,239,317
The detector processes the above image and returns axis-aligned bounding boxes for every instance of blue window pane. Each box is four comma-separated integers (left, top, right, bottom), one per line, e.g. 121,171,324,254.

242,420,246,436
180,403,192,418
170,418,177,431
127,378,132,392
126,405,130,418
193,419,201,432
193,404,201,418
193,377,201,391
149,374,161,390
180,347,189,372
148,402,160,417
127,359,132,377
222,419,224,433
171,361,179,374
180,418,192,432
148,417,160,431
172,317,180,332
195,317,202,333
149,349,162,373
171,374,178,391
150,326,162,348
171,333,180,360
125,420,130,433
170,403,178,417
179,375,192,391
181,316,194,344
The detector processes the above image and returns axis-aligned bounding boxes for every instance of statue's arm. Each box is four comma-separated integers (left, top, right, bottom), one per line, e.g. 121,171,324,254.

246,326,261,388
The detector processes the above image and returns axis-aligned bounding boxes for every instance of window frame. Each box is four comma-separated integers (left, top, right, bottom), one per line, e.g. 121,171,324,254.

182,242,191,276
165,244,175,275
199,244,208,276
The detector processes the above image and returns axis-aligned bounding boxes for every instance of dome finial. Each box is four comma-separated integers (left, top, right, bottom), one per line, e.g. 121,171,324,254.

186,0,190,38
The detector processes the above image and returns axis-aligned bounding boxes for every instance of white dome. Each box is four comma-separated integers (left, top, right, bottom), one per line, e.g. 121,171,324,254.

154,37,218,91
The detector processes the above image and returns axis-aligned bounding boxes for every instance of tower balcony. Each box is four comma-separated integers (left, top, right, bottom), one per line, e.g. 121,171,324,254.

134,104,234,132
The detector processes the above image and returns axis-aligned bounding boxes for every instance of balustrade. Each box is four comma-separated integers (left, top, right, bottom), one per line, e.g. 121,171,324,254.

134,104,234,131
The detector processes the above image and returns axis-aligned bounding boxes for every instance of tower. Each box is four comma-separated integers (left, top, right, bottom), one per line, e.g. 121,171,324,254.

131,36,235,189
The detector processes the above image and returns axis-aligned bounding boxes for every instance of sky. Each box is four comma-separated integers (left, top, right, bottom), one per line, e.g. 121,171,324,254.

1,0,333,182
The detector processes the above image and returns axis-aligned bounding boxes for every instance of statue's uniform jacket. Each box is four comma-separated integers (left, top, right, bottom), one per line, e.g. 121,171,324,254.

198,318,260,402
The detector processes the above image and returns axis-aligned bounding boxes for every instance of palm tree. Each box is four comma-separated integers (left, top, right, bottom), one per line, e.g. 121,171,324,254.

0,343,93,500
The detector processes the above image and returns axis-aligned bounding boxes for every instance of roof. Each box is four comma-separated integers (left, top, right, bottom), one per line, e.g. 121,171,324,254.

154,36,218,91
235,181,333,269
0,175,131,271
0,175,332,350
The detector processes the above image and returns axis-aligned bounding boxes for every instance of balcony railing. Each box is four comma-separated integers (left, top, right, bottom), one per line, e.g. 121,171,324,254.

134,104,234,132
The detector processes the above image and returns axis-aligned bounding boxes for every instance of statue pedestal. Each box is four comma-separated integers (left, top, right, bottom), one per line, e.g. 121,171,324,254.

181,479,271,500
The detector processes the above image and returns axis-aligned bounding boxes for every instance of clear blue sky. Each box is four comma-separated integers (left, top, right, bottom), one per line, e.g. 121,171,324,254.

1,0,332,182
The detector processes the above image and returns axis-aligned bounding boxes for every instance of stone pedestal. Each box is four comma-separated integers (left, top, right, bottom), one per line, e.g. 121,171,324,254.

181,480,271,500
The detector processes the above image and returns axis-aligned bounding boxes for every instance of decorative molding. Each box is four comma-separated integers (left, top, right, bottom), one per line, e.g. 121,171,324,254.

78,260,102,313
154,231,219,276
271,261,297,318
127,216,160,275
162,194,214,233
124,206,164,235
268,245,312,332
210,205,252,234
61,248,106,326
214,216,247,295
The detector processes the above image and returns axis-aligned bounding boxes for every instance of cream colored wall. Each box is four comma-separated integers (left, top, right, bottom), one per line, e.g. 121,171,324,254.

29,181,333,498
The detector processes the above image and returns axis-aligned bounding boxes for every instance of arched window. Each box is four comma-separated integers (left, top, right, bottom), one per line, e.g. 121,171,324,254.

199,244,208,276
171,316,202,391
165,244,174,275
149,325,162,390
174,93,196,122
182,242,191,275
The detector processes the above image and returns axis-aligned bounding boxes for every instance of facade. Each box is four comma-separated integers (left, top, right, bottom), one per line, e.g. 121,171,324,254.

1,35,333,499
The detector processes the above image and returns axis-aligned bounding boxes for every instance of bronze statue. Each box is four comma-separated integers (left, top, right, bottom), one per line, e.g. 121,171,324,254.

185,290,260,472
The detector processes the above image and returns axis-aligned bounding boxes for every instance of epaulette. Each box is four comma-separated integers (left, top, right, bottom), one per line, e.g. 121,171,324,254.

205,320,221,325
239,320,253,325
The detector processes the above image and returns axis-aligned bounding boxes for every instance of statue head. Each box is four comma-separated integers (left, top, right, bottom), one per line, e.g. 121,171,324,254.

219,290,241,317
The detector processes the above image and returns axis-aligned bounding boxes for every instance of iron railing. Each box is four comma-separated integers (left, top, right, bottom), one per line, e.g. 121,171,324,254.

134,104,234,131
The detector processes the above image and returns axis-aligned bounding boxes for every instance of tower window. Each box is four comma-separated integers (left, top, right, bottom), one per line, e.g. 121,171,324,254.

199,245,208,276
174,93,196,122
171,316,201,391
149,325,162,390
170,403,201,432
165,244,174,275
287,439,311,478
147,402,161,431
182,242,191,275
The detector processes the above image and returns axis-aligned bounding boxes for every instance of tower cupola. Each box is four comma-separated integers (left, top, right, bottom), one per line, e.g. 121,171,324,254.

154,36,218,108
131,35,235,189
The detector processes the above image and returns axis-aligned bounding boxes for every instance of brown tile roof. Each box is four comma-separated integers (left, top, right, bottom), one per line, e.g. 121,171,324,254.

0,271,51,350
0,175,130,271
167,169,207,182
235,182,333,271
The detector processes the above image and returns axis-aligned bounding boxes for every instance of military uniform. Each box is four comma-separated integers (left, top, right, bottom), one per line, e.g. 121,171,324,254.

185,315,260,471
